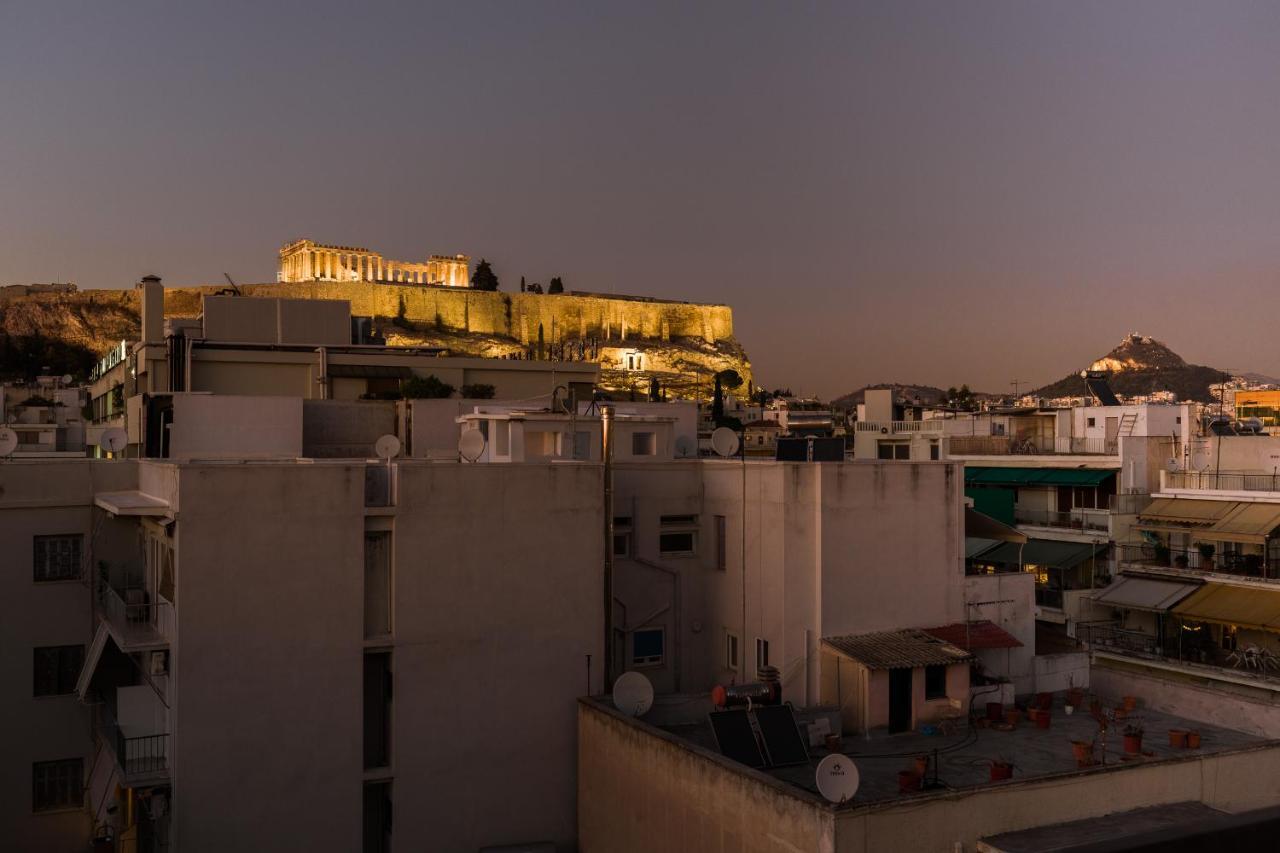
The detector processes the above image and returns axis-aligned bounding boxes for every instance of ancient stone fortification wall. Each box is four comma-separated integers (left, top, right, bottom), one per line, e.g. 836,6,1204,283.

164,282,735,345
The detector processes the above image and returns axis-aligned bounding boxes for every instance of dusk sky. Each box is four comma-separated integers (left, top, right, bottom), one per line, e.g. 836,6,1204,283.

4,1,1280,397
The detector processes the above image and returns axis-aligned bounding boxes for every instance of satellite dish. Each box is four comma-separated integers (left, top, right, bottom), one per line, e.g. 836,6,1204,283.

0,427,17,457
458,429,486,462
61,374,73,386
612,671,654,717
674,435,695,458
1165,458,1180,473
815,753,860,804
711,427,740,458
100,428,127,454
374,434,401,460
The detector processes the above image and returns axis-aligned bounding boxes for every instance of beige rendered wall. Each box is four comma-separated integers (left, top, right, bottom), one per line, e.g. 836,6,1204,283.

834,741,1280,853
578,701,836,853
0,460,136,852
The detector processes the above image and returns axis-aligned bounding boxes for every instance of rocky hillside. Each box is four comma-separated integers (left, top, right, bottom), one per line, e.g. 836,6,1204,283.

1032,334,1229,403
0,290,139,379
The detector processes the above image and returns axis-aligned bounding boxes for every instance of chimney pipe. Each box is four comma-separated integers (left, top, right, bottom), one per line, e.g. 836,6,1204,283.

136,275,164,344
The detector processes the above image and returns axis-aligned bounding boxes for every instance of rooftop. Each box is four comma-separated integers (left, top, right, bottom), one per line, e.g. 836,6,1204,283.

823,628,973,669
607,691,1270,809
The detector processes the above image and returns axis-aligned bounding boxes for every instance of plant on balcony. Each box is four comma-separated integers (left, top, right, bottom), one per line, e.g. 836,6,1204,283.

1153,543,1171,565
1197,542,1216,570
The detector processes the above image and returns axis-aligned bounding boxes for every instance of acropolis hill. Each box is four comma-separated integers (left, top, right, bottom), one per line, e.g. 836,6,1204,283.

0,240,751,396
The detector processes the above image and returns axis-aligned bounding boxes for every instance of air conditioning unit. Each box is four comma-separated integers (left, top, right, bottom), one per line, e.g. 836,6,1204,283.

149,650,168,676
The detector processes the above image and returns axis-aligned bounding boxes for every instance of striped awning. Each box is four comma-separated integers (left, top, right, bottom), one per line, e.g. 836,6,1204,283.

1206,503,1280,545
1137,498,1235,527
1092,576,1201,613
1172,583,1280,632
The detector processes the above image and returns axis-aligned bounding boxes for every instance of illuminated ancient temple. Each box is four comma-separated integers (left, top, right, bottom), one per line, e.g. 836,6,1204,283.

278,239,469,287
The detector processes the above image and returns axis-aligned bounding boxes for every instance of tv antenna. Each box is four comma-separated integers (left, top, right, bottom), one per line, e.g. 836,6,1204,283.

611,671,654,717
0,427,17,458
458,429,486,463
1010,379,1025,399
218,273,242,296
815,753,860,804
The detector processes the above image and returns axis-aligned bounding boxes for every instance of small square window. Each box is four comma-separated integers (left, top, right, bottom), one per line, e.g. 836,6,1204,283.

659,532,695,555
924,664,947,700
33,535,83,582
1087,418,1096,428
32,758,83,812
631,431,657,456
612,532,631,558
632,628,664,666
33,646,84,697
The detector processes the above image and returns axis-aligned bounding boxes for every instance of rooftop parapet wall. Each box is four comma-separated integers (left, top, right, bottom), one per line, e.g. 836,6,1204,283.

162,282,735,345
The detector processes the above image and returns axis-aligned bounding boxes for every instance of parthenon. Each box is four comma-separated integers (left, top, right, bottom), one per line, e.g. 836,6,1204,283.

277,239,469,287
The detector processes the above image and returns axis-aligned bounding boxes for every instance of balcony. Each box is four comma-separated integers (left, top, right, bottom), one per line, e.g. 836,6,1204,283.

98,583,173,650
1080,622,1280,684
1164,470,1280,494
1115,543,1280,583
949,436,1118,456
96,703,169,785
1015,507,1110,533
855,420,942,434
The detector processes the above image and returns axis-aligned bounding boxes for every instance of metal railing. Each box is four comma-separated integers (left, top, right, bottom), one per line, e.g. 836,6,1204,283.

1079,622,1280,678
97,704,169,779
98,584,172,646
1165,470,1280,493
1077,622,1160,655
855,420,942,434
1015,507,1110,532
949,436,1118,456
1035,587,1064,609
1115,543,1280,581
1109,492,1153,515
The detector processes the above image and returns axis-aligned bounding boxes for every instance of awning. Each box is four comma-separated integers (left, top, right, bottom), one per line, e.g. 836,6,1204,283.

1207,503,1280,545
94,491,171,517
1172,583,1280,632
1092,576,1201,612
965,467,1115,487
964,507,1028,543
966,537,1003,559
923,621,1024,651
1137,497,1235,527
975,538,1105,570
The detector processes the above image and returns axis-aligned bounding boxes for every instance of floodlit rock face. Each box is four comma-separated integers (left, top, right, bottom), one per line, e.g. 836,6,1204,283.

0,282,752,396
1088,334,1188,373
1035,333,1228,403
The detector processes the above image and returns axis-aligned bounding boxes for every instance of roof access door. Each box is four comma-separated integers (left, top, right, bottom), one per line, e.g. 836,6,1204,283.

889,668,913,733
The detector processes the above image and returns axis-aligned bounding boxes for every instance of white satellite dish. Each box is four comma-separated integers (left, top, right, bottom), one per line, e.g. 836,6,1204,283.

458,429,486,462
612,671,654,717
815,752,860,804
374,434,401,460
61,374,73,386
100,428,128,455
711,426,740,458
674,435,695,458
0,427,17,457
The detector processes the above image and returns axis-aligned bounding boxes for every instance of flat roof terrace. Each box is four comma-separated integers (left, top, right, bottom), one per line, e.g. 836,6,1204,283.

613,691,1266,808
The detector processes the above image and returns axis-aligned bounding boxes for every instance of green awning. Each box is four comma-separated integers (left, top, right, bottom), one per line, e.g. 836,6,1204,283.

964,467,1116,487
972,538,1105,570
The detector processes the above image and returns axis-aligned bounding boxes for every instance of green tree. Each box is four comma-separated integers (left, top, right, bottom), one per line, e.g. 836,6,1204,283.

470,259,500,291
401,375,455,399
548,276,564,294
461,383,496,399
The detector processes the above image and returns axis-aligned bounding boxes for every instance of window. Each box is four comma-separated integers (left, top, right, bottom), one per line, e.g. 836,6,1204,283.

33,759,82,812
924,664,947,700
494,421,510,456
632,628,665,666
755,638,770,670
726,633,739,670
364,533,392,639
660,514,698,556
1176,416,1182,424
612,533,631,557
363,652,392,769
33,535,82,582
1087,417,1096,428
714,515,727,571
929,442,940,461
1221,624,1238,652
631,431,657,456
877,442,909,460
363,780,392,853
33,646,84,697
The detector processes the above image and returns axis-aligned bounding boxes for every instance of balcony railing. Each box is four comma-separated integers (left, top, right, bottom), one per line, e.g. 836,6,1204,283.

855,420,941,434
1115,543,1280,581
1080,622,1280,679
948,436,1118,456
1015,507,1110,532
96,704,169,781
1077,622,1161,655
1165,470,1280,493
98,584,172,648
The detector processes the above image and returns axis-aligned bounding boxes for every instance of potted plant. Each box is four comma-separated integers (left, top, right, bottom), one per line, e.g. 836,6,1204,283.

1197,542,1216,571
1168,728,1188,749
1123,722,1144,755
1154,542,1171,565
1187,730,1202,749
1071,739,1094,765
1066,677,1085,708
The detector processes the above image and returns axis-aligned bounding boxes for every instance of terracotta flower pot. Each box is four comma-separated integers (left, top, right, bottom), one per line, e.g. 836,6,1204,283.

1168,729,1188,749
1122,695,1138,712
898,770,921,793
986,702,1004,721
1187,731,1202,749
1005,709,1021,727
1123,733,1143,755
825,734,842,752
1036,692,1053,710
1035,710,1051,729
1071,740,1092,762
990,761,1014,781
